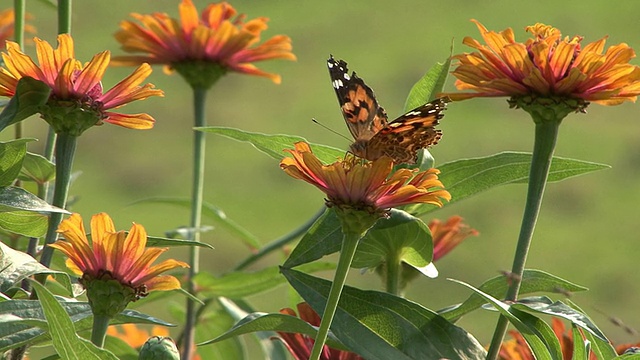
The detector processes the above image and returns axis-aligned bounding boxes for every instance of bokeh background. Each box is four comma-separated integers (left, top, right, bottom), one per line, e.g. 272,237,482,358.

3,0,640,354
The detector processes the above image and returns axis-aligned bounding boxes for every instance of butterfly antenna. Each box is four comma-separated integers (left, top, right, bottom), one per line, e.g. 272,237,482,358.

311,118,351,142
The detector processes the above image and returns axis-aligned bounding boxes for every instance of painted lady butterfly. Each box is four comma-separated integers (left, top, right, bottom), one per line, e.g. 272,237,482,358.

328,55,448,164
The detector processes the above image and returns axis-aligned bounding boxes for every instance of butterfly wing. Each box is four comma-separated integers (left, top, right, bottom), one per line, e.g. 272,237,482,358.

327,56,388,144
366,97,448,164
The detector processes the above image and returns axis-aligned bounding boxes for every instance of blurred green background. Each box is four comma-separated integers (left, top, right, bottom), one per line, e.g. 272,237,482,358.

4,0,640,353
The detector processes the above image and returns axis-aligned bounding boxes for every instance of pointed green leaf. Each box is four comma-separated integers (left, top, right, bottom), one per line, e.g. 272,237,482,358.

30,281,120,360
283,208,342,269
0,186,69,214
571,323,590,360
0,241,72,294
0,211,48,237
282,268,487,360
0,77,51,132
195,262,335,299
450,279,561,360
0,139,33,186
196,126,344,164
145,235,214,249
566,300,618,360
407,152,610,216
404,56,452,111
439,269,587,322
132,197,260,250
18,152,56,184
352,209,432,271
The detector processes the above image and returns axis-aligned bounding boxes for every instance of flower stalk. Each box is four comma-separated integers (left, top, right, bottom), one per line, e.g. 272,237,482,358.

486,115,561,360
91,314,110,347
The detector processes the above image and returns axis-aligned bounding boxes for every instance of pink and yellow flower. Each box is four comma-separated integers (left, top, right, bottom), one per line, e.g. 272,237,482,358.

280,142,451,215
277,303,364,360
430,216,478,262
112,0,296,87
445,20,640,108
50,213,188,304
0,33,163,133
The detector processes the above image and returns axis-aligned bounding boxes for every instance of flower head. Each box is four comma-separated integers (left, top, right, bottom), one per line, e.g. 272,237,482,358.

49,213,188,317
0,34,163,135
280,142,451,217
112,0,296,89
277,303,364,360
445,20,640,113
0,9,36,44
430,216,478,261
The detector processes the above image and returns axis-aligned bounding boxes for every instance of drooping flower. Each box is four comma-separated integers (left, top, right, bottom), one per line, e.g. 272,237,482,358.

444,20,640,112
430,216,479,261
107,324,171,349
0,33,163,135
0,9,36,44
280,142,451,217
277,303,364,360
49,213,188,317
112,0,296,89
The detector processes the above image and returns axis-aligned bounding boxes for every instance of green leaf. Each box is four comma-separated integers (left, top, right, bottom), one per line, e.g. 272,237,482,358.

0,77,51,133
406,152,610,216
18,152,56,184
352,209,432,272
0,139,33,186
282,208,343,269
0,211,48,237
145,235,214,249
571,323,590,360
439,269,587,322
132,197,260,250
565,299,617,360
196,126,344,164
450,279,561,360
199,310,346,351
0,241,72,295
281,268,487,360
403,56,452,111
0,186,69,214
30,281,120,360
513,296,608,341
102,336,138,360
195,262,335,299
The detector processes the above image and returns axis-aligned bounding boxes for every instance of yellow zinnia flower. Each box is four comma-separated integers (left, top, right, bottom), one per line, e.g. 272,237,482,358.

49,213,188,316
0,33,163,134
112,0,296,88
444,20,640,110
280,142,451,216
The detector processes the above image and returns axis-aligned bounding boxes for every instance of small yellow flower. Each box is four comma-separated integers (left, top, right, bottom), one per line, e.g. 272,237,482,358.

49,213,188,316
444,20,640,109
0,34,163,134
280,142,451,215
112,0,296,88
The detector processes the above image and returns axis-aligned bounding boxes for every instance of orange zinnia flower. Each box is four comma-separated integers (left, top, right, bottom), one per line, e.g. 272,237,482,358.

107,324,171,349
277,303,364,360
0,33,163,134
112,0,296,87
430,216,478,262
49,213,188,316
0,9,36,44
445,20,640,109
280,142,451,216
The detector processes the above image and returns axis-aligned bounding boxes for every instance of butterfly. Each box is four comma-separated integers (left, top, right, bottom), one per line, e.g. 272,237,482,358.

327,55,448,164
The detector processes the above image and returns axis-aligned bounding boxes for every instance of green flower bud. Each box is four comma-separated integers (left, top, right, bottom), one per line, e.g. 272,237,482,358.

139,336,180,360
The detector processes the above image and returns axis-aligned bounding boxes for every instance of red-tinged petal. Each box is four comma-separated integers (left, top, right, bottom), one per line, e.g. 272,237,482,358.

3,41,46,82
48,241,87,275
143,275,183,292
100,63,157,107
132,259,189,285
117,223,148,274
103,112,155,129
179,0,200,35
52,34,75,71
229,62,281,83
73,51,109,95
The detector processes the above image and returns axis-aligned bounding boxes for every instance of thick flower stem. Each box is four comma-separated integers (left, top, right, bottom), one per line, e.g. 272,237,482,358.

90,314,110,348
385,254,401,296
486,118,560,360
181,87,208,360
309,230,362,360
39,133,77,269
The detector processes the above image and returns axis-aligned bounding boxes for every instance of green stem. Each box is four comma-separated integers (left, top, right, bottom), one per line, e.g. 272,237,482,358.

90,314,110,347
384,254,401,296
486,119,560,360
57,0,71,34
39,133,77,268
232,207,326,271
309,230,362,360
181,87,208,360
